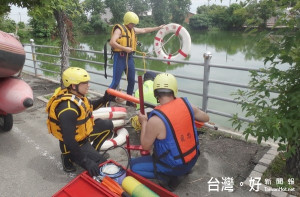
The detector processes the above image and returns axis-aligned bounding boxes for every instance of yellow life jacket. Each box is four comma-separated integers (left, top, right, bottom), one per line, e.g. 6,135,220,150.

111,24,137,52
45,87,94,142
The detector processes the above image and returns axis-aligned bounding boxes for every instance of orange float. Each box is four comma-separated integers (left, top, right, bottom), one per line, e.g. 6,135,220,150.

106,88,213,129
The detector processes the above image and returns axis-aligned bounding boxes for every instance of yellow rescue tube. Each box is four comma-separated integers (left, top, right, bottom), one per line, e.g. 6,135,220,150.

122,176,159,197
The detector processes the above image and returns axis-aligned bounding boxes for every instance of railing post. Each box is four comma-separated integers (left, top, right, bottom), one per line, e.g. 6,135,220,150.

202,52,212,112
30,39,37,76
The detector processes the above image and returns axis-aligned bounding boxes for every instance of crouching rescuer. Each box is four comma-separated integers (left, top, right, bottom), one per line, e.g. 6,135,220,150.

130,73,209,191
46,67,113,176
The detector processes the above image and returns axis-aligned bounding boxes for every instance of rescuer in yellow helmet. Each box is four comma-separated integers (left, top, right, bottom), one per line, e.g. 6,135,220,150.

46,67,113,176
130,73,209,191
108,11,164,106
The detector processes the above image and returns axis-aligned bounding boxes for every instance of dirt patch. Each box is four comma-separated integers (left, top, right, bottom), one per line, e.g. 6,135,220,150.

201,132,269,184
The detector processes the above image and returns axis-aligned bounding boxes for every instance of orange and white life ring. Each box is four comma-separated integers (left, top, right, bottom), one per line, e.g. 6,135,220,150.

154,23,191,64
94,107,127,113
93,111,127,119
93,107,127,120
100,127,129,151
112,119,126,128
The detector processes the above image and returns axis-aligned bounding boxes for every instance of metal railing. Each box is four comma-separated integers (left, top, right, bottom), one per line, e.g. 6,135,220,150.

23,40,263,125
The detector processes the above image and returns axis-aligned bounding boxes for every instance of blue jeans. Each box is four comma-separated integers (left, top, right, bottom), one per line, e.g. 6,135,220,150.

130,155,198,179
109,52,135,95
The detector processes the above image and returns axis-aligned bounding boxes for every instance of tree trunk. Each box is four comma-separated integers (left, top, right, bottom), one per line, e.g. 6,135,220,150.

53,10,69,86
286,145,300,179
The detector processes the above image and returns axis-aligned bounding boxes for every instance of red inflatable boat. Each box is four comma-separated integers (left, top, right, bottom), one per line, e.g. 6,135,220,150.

0,31,25,77
0,77,33,114
0,31,33,131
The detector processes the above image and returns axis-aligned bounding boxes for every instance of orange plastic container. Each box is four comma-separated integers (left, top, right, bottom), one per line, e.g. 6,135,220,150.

53,160,178,197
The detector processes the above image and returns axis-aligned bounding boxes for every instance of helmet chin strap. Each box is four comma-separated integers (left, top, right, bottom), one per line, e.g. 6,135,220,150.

70,84,85,97
76,85,85,97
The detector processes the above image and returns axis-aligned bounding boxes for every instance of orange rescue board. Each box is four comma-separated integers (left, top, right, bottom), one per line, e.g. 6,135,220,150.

107,88,205,128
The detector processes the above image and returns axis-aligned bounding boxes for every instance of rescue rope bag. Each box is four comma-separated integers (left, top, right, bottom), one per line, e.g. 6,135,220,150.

154,23,191,65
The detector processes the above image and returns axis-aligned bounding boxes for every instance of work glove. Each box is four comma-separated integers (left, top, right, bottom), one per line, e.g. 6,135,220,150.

103,90,109,102
84,158,99,177
103,90,116,103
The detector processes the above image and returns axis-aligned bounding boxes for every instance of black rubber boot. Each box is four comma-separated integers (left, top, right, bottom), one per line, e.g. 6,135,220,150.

159,175,181,192
61,154,76,173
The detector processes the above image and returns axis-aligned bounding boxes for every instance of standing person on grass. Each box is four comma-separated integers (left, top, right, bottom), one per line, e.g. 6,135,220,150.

130,73,209,191
109,11,164,106
46,67,113,176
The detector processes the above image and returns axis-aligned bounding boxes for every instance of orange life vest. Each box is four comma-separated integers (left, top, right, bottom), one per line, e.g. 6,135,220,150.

149,97,199,167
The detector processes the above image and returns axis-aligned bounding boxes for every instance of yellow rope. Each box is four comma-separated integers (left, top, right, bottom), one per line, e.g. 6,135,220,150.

130,115,141,132
125,33,177,78
135,50,147,73
134,34,176,73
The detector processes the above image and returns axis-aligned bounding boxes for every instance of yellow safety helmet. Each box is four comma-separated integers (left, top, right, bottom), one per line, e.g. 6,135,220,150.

62,67,90,87
153,73,178,97
123,11,139,25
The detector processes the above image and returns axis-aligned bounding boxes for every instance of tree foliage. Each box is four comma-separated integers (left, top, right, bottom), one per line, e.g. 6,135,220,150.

0,16,16,33
17,0,83,74
169,0,191,24
0,0,41,16
150,0,170,25
89,15,109,33
192,4,247,30
104,0,127,24
189,14,210,30
245,0,276,29
128,0,150,16
225,4,247,29
149,0,191,25
192,1,283,30
80,0,108,33
231,1,300,178
83,0,106,16
28,15,56,37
